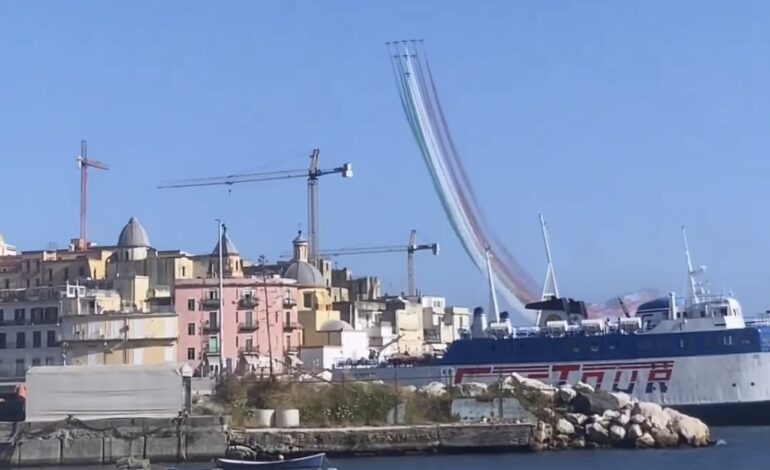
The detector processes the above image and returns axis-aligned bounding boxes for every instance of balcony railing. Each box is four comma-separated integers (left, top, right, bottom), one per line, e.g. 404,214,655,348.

238,321,259,332
202,321,220,333
200,297,220,309
283,296,297,308
203,344,220,355
283,321,303,332
238,346,258,355
238,296,258,308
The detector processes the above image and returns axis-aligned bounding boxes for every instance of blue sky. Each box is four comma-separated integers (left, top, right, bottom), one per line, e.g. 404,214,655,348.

2,1,770,314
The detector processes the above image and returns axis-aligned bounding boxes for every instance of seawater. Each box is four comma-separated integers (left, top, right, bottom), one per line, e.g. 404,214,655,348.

27,427,765,470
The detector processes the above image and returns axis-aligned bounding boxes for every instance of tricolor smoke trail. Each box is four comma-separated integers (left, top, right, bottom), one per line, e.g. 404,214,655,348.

388,41,656,323
389,41,541,323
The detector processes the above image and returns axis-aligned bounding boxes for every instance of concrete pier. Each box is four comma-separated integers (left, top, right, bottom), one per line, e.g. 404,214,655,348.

229,423,535,456
0,415,227,468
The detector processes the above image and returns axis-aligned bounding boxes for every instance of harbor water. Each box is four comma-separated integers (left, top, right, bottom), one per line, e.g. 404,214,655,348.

20,427,767,470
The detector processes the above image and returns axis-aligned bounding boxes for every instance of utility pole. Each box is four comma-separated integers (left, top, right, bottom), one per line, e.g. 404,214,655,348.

216,220,225,377
260,259,275,380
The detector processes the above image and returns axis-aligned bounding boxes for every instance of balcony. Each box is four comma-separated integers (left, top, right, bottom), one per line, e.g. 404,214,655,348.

203,344,220,355
202,321,220,333
283,321,303,332
200,297,220,309
238,346,258,355
238,321,259,332
283,296,297,308
238,296,258,308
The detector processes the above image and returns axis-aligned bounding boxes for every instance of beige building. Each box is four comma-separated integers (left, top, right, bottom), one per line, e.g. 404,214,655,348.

380,297,424,354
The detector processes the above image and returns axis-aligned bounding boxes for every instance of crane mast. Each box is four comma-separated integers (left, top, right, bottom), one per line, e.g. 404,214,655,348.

75,140,109,251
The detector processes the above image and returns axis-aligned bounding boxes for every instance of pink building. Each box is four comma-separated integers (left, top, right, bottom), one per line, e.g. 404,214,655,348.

175,276,302,376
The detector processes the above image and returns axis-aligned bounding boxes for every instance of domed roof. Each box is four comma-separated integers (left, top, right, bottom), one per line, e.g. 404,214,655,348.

318,319,354,332
117,217,150,247
212,227,239,256
283,261,325,287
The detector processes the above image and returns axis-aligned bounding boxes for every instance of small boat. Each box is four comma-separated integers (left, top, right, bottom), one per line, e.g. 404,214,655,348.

216,452,336,470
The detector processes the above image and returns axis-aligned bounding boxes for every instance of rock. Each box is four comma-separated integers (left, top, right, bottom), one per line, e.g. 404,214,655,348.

585,422,610,444
585,441,601,449
570,437,586,449
610,392,632,409
571,391,621,415
630,414,646,425
573,381,595,394
633,402,671,430
115,457,151,470
609,424,626,443
627,423,644,441
615,410,631,427
554,433,571,448
636,432,656,448
533,421,552,443
602,409,621,421
400,385,417,393
456,382,487,397
557,385,577,404
555,418,575,435
651,428,679,447
565,413,588,426
672,415,710,447
420,381,447,397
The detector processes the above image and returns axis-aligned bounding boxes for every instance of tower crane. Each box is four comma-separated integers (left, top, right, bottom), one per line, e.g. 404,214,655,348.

158,149,352,265
76,140,109,251
314,230,439,297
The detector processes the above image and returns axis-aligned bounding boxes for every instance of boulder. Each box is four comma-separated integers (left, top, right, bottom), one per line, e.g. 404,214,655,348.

602,409,621,421
610,391,632,409
633,402,670,430
400,385,417,393
636,432,656,449
555,418,575,436
565,413,588,426
571,391,620,415
420,381,447,397
456,382,487,397
627,423,644,441
557,385,577,404
609,424,626,443
615,410,631,427
651,428,679,447
573,381,595,394
672,415,710,447
585,422,610,444
570,437,586,449
630,414,646,425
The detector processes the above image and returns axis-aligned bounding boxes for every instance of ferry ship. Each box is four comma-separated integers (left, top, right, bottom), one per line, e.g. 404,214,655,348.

334,230,770,425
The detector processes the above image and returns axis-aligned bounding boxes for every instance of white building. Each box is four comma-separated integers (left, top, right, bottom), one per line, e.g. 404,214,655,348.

0,233,17,257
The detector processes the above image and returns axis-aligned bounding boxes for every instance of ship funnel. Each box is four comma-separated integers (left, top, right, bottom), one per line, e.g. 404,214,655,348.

471,306,488,338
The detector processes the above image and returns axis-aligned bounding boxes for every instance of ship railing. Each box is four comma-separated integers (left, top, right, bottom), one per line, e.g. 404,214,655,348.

745,318,770,327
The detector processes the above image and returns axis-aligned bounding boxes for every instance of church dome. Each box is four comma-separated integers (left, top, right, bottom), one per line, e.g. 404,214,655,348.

283,261,325,288
117,217,150,247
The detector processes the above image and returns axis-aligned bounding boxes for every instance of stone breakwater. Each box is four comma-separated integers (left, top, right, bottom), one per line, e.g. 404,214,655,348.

503,373,710,450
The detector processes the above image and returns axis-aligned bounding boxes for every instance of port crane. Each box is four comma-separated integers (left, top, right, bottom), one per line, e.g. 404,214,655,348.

75,140,109,251
158,149,352,265
314,230,439,297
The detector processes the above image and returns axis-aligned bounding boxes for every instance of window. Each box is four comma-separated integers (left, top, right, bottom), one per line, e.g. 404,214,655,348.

187,323,196,336
0,333,6,349
25,279,30,288
304,293,313,309
3,280,8,289
47,331,56,347
64,267,69,280
14,308,24,325
32,331,41,348
32,358,41,367
187,348,196,360
187,299,196,311
245,338,253,351
235,336,239,347
45,357,54,365
0,309,4,324
78,266,85,277
181,266,187,277
35,279,40,287
14,359,24,376
16,332,25,349
245,311,253,325
46,269,52,281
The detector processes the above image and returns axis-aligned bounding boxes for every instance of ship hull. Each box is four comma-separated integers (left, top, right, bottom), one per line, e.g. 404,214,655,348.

333,351,770,425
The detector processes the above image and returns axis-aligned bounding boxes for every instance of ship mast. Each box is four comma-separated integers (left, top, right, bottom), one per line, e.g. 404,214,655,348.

682,226,700,303
485,245,500,324
540,213,559,299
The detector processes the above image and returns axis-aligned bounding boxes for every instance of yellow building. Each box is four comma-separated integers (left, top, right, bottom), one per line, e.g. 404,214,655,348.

282,232,343,347
59,282,177,366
